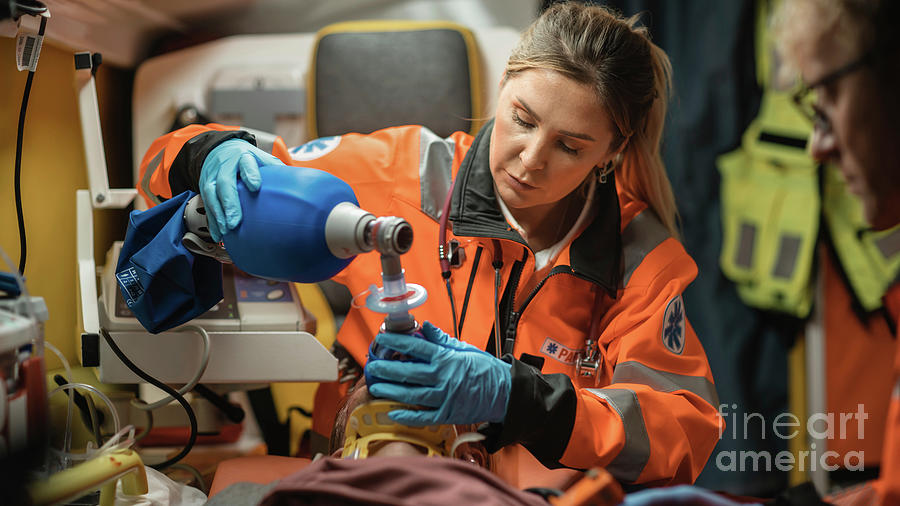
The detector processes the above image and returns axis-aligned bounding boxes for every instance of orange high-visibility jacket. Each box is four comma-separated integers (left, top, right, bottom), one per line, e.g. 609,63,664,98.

138,122,720,485
823,278,900,505
878,282,900,504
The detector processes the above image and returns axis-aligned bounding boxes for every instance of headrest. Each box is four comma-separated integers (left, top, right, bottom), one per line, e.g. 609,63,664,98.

308,20,482,138
341,400,457,459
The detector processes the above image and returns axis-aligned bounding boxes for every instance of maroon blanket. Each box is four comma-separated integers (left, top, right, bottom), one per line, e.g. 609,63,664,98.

259,456,549,506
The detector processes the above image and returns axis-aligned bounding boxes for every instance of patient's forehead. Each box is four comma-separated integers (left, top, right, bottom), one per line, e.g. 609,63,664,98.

345,383,371,412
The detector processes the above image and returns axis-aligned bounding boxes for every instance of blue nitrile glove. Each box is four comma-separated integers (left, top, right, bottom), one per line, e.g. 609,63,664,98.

199,139,283,242
623,485,759,506
365,321,512,426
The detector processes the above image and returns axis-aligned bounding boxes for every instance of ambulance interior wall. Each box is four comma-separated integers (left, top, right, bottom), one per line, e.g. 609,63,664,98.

1,37,133,372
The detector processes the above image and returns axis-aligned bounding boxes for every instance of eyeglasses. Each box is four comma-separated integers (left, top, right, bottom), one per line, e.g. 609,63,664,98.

791,50,874,134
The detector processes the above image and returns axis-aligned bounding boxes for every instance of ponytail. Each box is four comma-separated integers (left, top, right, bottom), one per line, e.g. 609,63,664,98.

617,42,680,238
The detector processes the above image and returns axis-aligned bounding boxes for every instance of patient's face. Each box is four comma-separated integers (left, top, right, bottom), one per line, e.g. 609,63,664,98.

368,440,429,458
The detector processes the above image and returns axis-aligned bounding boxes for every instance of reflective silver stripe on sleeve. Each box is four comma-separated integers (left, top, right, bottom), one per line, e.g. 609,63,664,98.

586,387,650,482
418,126,455,221
612,360,719,407
140,150,164,205
622,210,671,286
242,127,277,154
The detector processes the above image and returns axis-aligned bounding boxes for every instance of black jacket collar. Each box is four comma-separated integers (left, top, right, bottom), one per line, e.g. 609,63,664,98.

448,120,622,296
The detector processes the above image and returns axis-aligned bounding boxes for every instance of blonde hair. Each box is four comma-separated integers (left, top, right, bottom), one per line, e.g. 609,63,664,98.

772,0,866,87
506,1,679,237
773,0,899,94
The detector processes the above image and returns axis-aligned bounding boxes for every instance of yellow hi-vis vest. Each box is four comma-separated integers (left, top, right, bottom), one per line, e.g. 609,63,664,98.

823,167,900,312
717,2,900,317
718,91,818,317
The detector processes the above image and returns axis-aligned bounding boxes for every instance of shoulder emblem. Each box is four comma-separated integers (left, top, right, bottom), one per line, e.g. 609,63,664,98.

290,135,341,161
662,295,685,355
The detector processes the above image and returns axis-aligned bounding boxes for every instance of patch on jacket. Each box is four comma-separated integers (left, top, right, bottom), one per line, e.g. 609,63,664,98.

662,295,685,355
290,136,341,161
539,337,578,365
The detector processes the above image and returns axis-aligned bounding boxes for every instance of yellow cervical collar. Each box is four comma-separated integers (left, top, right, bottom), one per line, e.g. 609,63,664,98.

341,400,458,459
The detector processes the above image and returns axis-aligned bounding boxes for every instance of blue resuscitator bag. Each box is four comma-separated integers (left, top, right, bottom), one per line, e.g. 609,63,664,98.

116,164,361,334
220,163,359,282
115,191,223,334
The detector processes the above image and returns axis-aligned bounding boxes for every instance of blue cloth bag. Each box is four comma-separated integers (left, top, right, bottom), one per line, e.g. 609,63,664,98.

115,191,223,334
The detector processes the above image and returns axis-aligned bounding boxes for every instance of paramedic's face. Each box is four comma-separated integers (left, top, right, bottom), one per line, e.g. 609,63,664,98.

799,32,900,230
490,69,618,212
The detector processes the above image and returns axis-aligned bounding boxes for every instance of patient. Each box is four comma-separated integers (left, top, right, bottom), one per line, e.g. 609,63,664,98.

208,379,553,505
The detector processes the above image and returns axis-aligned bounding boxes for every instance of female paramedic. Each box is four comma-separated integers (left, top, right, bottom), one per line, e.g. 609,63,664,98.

136,2,720,487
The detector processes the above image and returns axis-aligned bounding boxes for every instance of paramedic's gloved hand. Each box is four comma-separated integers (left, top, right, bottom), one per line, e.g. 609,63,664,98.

199,139,283,242
366,321,512,426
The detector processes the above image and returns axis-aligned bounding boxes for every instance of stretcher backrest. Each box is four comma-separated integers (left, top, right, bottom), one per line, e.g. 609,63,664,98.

308,20,483,138
132,26,519,210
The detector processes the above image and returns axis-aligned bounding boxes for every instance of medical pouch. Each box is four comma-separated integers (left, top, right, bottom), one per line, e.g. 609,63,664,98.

115,190,223,334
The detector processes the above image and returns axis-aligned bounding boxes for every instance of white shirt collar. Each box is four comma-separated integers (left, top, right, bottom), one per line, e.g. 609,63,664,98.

494,177,597,272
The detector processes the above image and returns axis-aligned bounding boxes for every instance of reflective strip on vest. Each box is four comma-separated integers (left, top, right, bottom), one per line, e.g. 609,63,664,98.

243,127,277,154
585,387,650,482
735,222,756,269
772,234,802,279
141,150,164,205
622,211,671,287
825,165,900,312
418,127,455,221
611,360,719,408
876,228,900,259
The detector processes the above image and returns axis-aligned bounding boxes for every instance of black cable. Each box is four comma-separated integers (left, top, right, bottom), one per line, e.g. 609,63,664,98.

445,279,460,339
99,328,197,471
287,405,312,419
457,245,483,336
192,383,245,423
13,14,46,276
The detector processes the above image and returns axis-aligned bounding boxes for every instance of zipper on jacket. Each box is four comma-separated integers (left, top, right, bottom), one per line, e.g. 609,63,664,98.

503,310,521,356
499,250,527,356
488,248,528,358
518,265,578,312
500,262,525,355
503,265,598,356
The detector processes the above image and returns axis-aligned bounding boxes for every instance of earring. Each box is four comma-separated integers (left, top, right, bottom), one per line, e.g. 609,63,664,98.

597,160,613,184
